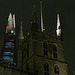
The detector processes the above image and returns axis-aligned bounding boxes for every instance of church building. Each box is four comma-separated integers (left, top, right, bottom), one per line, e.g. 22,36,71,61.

17,1,68,75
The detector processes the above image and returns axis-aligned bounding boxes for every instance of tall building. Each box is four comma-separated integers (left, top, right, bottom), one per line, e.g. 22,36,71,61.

0,13,16,68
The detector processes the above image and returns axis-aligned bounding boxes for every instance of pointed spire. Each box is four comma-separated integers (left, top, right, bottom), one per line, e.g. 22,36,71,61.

40,0,45,32
32,2,37,23
6,13,13,33
8,13,13,22
56,10,61,36
8,13,13,26
19,17,24,40
31,2,40,32
13,14,15,29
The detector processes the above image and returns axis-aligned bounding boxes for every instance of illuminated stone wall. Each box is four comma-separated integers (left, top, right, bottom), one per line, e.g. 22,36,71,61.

17,32,68,75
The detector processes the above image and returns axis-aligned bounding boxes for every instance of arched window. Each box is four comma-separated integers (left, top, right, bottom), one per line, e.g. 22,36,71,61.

43,41,47,56
44,62,49,75
54,65,59,74
53,44,57,58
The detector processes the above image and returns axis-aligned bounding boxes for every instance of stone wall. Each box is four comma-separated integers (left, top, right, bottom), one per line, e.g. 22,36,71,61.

0,65,33,75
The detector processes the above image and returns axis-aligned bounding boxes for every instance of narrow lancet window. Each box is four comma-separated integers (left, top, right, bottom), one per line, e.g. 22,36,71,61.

54,65,59,74
43,41,47,56
53,44,57,58
44,62,49,75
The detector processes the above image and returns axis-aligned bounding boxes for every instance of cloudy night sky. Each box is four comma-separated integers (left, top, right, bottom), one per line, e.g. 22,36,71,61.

0,0,75,75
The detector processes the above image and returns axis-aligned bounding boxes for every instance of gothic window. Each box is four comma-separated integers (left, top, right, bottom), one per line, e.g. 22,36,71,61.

54,65,59,74
44,62,49,75
53,44,57,58
43,41,47,56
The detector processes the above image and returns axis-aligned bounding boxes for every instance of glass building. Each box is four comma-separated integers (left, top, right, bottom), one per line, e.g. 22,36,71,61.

0,13,16,68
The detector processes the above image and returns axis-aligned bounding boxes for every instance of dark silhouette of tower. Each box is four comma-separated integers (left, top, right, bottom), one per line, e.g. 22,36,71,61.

17,1,68,75
0,13,16,68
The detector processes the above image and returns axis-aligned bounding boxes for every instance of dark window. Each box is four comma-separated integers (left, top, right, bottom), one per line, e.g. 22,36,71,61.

26,64,29,72
53,44,57,58
44,63,49,75
54,65,59,74
27,44,29,58
53,53,57,58
43,41,47,56
53,44,57,52
43,42,47,49
43,49,47,56
5,42,15,49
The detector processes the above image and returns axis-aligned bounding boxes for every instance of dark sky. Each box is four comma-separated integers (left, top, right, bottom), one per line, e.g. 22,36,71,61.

0,0,75,75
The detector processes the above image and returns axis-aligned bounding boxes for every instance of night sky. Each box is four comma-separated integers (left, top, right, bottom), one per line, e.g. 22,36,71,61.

0,0,75,75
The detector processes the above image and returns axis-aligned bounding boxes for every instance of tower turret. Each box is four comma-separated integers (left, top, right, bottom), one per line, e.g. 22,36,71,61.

31,3,40,33
56,10,63,41
56,10,61,37
19,18,24,40
40,0,45,32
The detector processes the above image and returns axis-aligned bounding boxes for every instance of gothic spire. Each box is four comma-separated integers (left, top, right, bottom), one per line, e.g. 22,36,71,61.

40,0,45,32
31,2,39,32
19,17,24,40
32,2,37,23
56,10,61,36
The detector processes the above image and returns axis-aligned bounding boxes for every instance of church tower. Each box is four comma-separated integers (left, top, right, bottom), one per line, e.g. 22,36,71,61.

17,1,68,75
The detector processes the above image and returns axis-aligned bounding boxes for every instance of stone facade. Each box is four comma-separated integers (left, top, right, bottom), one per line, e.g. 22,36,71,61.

17,32,68,75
